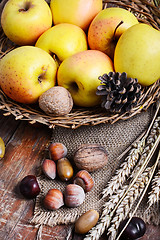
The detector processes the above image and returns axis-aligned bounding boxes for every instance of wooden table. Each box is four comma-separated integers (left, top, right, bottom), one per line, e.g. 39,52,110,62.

0,112,160,240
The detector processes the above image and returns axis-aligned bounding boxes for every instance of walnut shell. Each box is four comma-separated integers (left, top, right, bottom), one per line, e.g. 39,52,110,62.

73,144,108,172
39,86,73,116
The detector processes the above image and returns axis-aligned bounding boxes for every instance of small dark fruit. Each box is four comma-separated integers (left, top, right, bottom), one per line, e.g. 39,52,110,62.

119,217,146,240
19,175,40,199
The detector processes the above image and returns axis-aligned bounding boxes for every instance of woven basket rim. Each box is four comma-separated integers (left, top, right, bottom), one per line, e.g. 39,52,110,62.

0,0,160,129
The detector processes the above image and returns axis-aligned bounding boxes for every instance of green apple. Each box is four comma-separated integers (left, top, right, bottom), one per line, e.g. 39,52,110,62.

1,0,52,45
114,23,160,86
0,46,57,104
50,0,102,31
88,7,139,59
57,50,114,107
35,23,88,63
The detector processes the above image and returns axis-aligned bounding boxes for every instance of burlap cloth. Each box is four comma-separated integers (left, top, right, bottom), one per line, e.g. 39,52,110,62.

31,107,160,229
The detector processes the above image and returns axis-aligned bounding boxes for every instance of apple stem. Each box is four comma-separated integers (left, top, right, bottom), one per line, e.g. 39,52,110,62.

19,2,32,12
113,21,124,41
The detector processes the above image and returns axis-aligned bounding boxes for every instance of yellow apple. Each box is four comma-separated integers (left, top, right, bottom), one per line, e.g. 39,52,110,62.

0,46,57,104
57,50,114,107
35,23,88,63
1,0,52,45
88,7,139,59
50,0,102,31
114,23,160,86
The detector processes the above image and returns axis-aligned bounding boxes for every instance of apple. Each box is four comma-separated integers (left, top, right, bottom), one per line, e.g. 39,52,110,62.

1,0,52,46
88,7,139,59
0,46,57,104
50,0,102,31
114,23,160,86
57,50,114,107
35,23,88,63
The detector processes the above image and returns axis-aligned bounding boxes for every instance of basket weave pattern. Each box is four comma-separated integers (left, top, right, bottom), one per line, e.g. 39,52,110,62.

0,0,160,129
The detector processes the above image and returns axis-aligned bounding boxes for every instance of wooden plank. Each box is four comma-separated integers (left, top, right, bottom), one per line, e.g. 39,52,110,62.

0,114,20,142
0,114,160,240
0,115,52,239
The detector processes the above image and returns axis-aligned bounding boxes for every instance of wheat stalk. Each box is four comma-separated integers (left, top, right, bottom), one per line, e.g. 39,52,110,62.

84,134,160,240
84,103,160,240
101,139,145,198
108,167,152,240
148,169,160,207
116,150,160,240
131,116,160,178
84,187,128,240
102,103,160,199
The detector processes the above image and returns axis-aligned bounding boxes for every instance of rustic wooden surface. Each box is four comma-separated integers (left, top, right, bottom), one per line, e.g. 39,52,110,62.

0,113,160,240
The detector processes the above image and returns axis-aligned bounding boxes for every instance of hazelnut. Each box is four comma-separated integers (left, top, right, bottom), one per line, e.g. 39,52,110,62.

57,158,74,181
43,189,64,210
73,144,108,172
75,209,99,234
42,159,56,180
39,86,73,116
49,142,67,161
64,184,85,207
73,170,94,192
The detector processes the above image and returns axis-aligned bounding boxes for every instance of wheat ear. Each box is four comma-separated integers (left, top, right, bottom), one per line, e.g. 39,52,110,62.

84,134,160,240
131,116,160,178
108,167,152,240
84,187,128,240
102,103,160,198
148,169,160,207
84,102,160,240
116,150,160,240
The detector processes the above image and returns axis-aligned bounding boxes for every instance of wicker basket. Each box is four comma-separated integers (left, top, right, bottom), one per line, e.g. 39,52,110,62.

0,0,160,129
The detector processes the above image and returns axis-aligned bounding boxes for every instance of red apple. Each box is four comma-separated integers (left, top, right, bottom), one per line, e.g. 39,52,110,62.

88,7,139,59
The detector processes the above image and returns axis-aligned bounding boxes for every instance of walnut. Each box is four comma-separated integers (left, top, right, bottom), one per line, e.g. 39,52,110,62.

39,86,73,116
73,144,108,172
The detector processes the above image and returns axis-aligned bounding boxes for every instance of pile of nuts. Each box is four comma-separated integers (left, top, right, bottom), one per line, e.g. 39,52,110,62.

43,142,95,210
19,142,109,234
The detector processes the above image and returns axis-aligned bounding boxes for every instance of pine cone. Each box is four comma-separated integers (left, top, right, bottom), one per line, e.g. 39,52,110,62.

96,72,142,113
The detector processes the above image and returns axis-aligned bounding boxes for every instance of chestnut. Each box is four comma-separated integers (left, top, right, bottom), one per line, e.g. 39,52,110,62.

75,209,99,234
43,189,64,210
19,175,40,199
119,217,146,240
42,159,56,180
57,158,73,181
73,170,94,192
49,142,67,161
64,184,85,208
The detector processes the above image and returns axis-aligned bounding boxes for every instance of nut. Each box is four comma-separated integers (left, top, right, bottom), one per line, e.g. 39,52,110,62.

73,170,94,192
39,86,73,116
64,184,85,207
73,144,108,172
19,175,40,199
75,209,99,234
42,159,56,180
49,142,67,161
43,189,64,210
57,157,74,181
